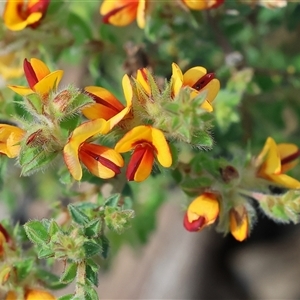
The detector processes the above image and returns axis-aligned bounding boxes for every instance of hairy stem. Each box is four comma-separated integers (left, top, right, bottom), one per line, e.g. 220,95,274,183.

75,260,86,299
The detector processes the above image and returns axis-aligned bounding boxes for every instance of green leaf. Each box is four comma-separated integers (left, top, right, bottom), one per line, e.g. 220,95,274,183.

24,220,50,245
84,241,102,258
105,193,121,207
190,131,213,148
38,247,55,259
48,220,61,236
85,219,102,238
86,264,99,287
68,204,90,225
19,147,58,176
14,258,34,281
25,93,42,114
60,262,77,284
85,285,99,300
99,235,109,259
58,295,73,300
37,269,68,290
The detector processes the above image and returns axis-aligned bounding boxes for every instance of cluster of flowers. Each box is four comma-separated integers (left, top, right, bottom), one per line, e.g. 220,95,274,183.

184,137,300,241
0,58,219,183
2,0,287,32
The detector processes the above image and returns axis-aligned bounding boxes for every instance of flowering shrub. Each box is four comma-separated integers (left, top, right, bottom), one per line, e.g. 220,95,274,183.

0,0,299,298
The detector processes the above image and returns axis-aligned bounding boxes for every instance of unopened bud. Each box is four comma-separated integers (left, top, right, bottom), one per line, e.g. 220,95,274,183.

52,90,72,112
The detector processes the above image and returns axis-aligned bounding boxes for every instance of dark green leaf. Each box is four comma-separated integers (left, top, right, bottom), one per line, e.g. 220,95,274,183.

60,262,77,284
68,204,90,225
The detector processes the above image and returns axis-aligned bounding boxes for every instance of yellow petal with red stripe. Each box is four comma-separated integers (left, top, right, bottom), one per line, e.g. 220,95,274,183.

115,125,152,153
100,0,138,26
187,193,219,226
29,58,50,81
257,137,281,175
63,119,109,180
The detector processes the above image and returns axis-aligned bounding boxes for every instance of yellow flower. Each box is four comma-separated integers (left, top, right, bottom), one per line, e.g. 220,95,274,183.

229,205,248,242
255,137,300,189
0,124,25,158
183,193,219,232
82,75,132,129
63,119,124,181
0,52,24,80
3,0,50,31
181,0,224,10
6,289,56,300
171,63,220,112
100,0,146,28
8,58,63,98
0,223,10,257
115,125,172,182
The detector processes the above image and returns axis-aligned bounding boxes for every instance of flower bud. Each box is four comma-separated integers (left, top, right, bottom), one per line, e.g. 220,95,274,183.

184,193,219,232
229,205,248,242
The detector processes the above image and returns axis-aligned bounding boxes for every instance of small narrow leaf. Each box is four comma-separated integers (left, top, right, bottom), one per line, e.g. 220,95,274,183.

68,204,90,225
104,194,121,207
85,219,102,238
86,264,99,287
38,247,55,259
83,241,102,258
60,262,77,284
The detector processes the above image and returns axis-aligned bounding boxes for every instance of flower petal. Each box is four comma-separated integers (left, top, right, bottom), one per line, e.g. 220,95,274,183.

30,58,51,81
136,69,151,96
79,144,123,179
3,0,42,31
7,85,33,96
0,124,25,158
127,144,154,182
268,174,300,190
230,206,248,242
63,119,109,180
101,0,138,26
63,138,82,180
171,63,183,96
33,70,64,95
182,66,207,87
187,193,219,226
151,127,172,167
256,137,281,175
136,0,146,29
115,125,152,153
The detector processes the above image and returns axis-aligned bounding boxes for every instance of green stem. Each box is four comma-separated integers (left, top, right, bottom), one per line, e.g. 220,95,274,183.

75,260,86,299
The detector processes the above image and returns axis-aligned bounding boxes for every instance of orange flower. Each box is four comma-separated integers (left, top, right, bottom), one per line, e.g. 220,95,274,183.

181,0,224,10
6,289,55,300
3,0,50,31
63,119,124,181
8,58,63,97
229,205,248,242
0,124,25,158
255,137,300,189
183,193,219,232
82,75,132,129
0,224,10,257
171,63,220,112
115,125,172,182
100,0,146,28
